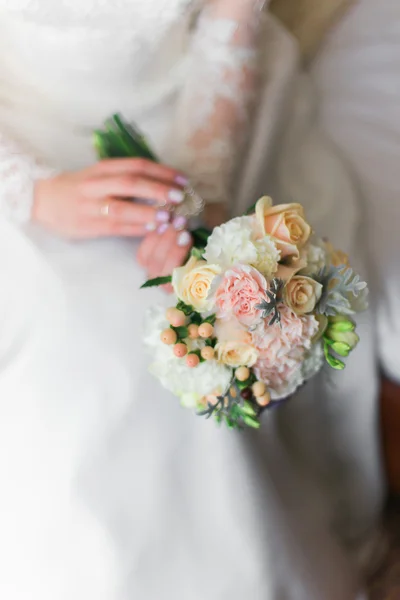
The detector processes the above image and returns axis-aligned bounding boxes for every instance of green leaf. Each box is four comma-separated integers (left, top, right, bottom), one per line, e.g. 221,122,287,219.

140,275,172,289
191,227,211,246
190,247,205,260
244,202,257,216
243,415,261,429
204,314,216,326
176,301,195,316
225,416,236,429
190,313,203,326
241,402,257,417
171,326,189,340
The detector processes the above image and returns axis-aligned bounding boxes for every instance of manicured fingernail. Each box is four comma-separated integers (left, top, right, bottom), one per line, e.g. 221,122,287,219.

145,222,156,232
173,215,187,231
175,175,189,187
156,210,170,223
177,231,191,247
157,223,169,235
168,189,185,204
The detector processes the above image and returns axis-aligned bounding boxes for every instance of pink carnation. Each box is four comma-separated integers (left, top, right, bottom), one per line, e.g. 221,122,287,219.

214,265,267,327
251,304,319,394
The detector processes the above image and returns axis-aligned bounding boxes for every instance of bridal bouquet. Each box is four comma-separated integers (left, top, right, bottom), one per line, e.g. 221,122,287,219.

95,116,368,430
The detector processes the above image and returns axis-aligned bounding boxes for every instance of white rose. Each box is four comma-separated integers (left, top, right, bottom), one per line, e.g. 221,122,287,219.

204,216,258,269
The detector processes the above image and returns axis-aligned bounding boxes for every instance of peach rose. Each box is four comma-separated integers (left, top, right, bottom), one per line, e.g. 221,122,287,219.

283,276,322,315
215,340,259,368
214,264,267,327
172,256,220,311
255,196,311,259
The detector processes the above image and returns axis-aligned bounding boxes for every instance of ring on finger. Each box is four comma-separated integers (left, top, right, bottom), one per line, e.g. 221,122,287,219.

100,202,111,217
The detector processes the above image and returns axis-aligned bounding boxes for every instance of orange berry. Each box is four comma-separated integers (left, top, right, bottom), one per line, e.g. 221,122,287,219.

201,346,215,360
188,324,199,339
198,322,214,338
160,328,177,345
235,366,250,382
186,353,200,368
174,343,188,358
257,392,271,407
252,381,266,398
166,308,186,327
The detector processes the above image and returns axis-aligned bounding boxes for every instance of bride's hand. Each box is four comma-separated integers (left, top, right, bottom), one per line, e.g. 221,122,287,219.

137,222,193,291
32,158,188,239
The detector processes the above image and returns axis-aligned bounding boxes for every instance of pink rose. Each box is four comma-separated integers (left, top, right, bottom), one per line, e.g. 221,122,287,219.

214,264,267,327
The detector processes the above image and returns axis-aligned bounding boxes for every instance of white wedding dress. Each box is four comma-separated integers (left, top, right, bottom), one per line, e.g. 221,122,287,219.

0,1,383,599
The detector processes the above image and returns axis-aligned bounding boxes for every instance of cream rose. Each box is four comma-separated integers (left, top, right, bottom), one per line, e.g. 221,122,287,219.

172,256,221,311
255,197,311,258
283,276,322,315
215,340,258,368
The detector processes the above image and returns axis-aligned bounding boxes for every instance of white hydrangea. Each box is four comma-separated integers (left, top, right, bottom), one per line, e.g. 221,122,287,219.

143,306,232,408
204,216,258,269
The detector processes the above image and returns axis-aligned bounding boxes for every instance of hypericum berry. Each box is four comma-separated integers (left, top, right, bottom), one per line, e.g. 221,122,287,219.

166,307,186,327
201,346,215,360
252,381,266,398
257,392,271,407
235,366,250,382
174,343,188,358
186,353,200,368
229,386,238,398
160,328,177,345
188,324,199,339
240,388,252,400
198,322,214,338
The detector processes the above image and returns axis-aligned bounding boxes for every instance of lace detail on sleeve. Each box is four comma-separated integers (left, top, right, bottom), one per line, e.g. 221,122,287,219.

0,132,56,224
173,0,269,211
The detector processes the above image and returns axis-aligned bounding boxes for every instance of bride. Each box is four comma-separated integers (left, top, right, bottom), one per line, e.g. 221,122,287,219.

0,1,383,598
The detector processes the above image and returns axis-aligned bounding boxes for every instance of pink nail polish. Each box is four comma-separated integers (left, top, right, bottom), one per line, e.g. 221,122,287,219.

157,223,169,235
145,222,156,232
175,175,189,187
177,231,191,247
173,215,187,231
156,210,170,223
168,189,185,204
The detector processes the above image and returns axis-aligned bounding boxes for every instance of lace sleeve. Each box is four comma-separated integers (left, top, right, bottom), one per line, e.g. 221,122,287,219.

173,0,269,212
0,131,56,224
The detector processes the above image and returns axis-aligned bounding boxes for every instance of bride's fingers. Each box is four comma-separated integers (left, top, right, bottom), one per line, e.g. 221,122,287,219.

91,158,188,188
83,198,161,226
147,227,192,278
136,231,158,269
84,175,185,207
93,220,147,238
160,231,192,277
